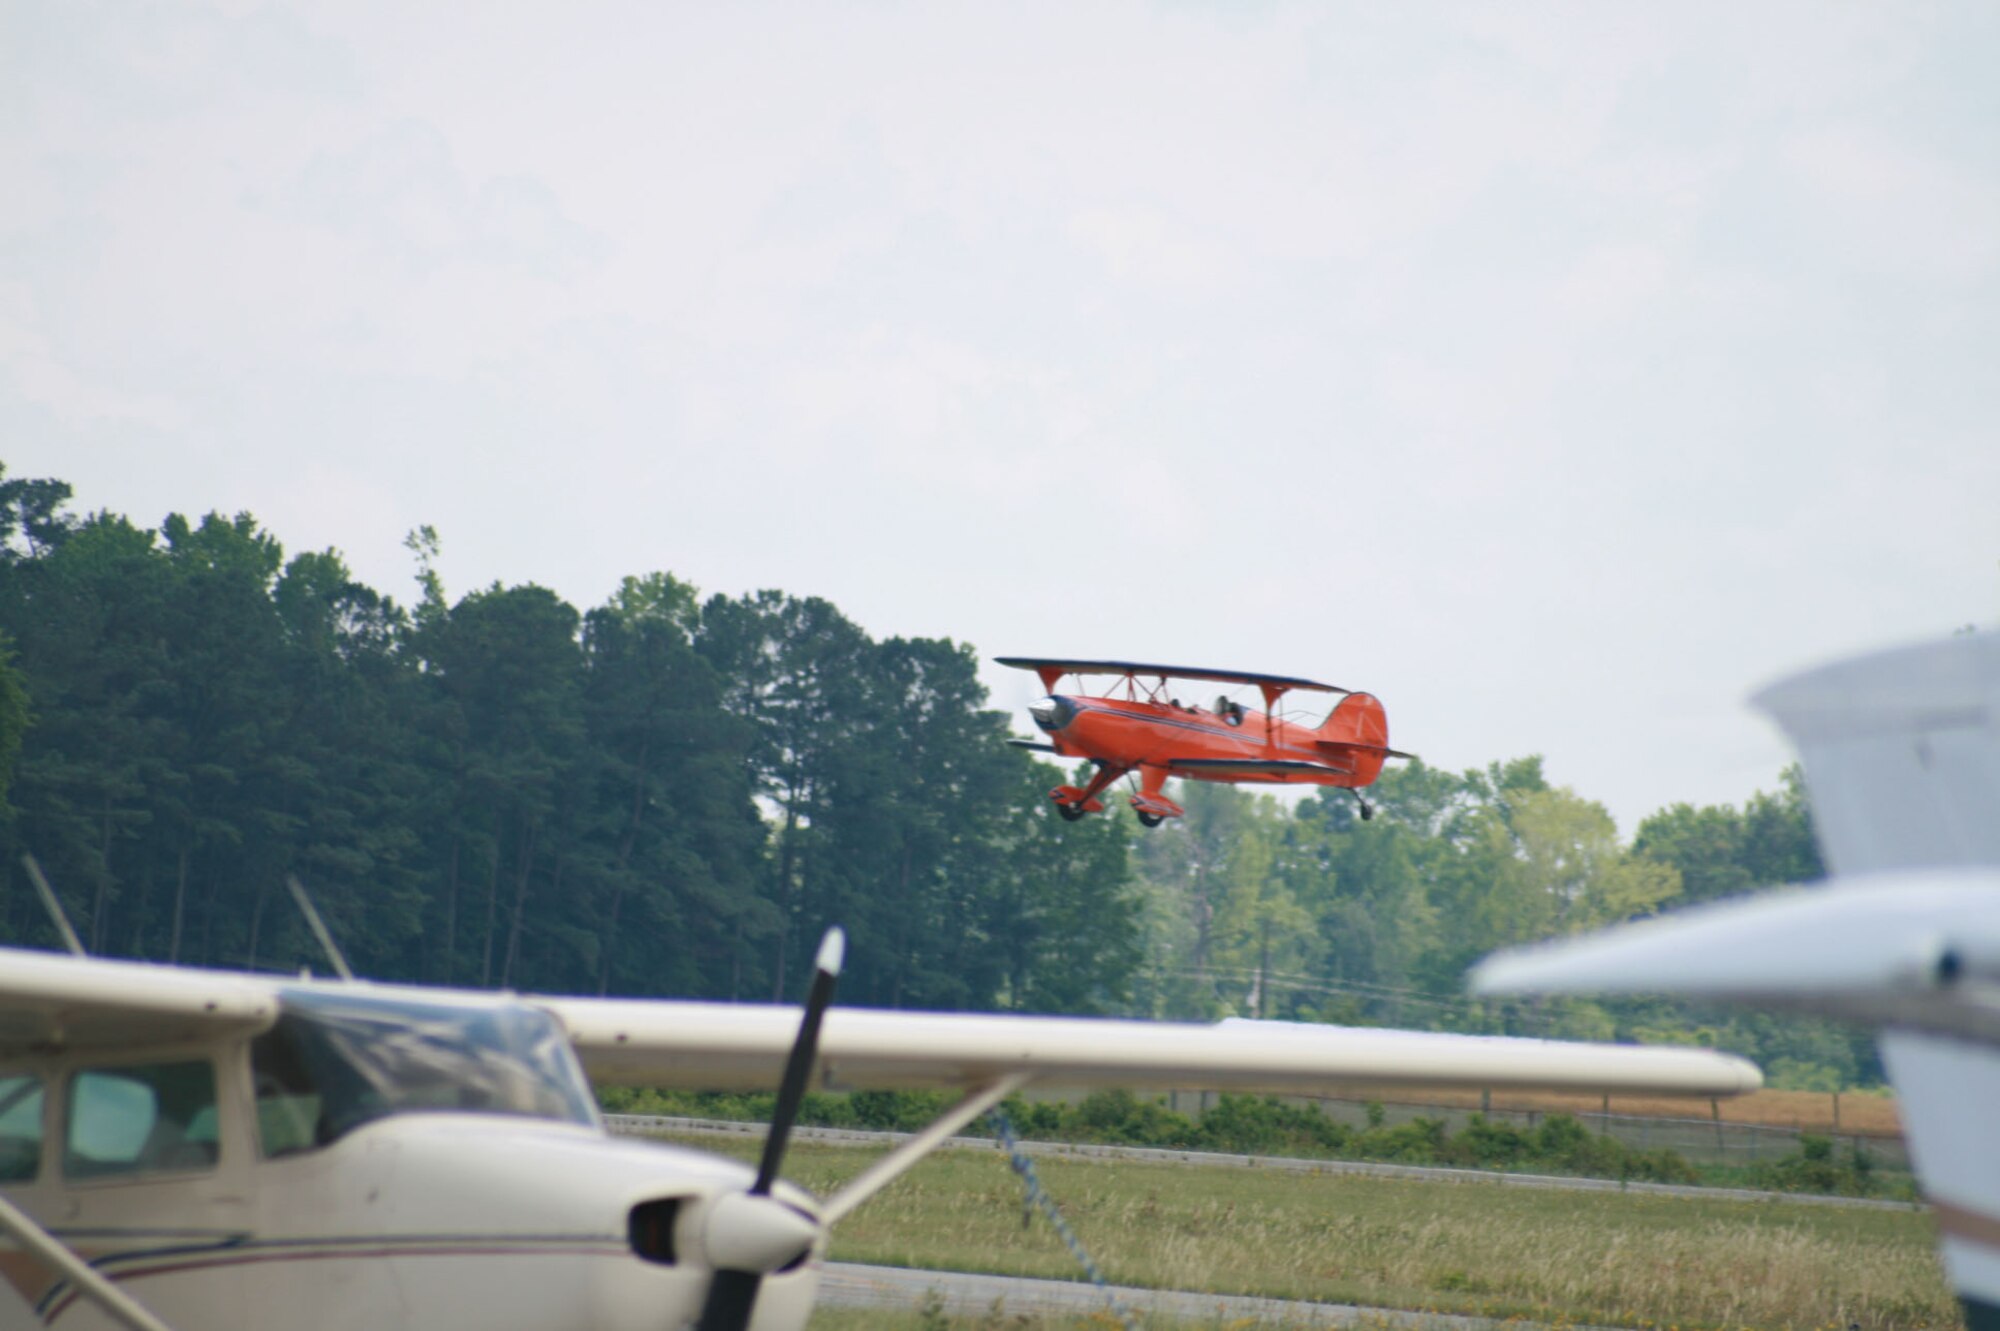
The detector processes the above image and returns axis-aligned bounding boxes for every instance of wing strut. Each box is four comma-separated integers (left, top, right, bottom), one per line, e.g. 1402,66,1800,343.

819,1072,1031,1224
286,875,356,982
1259,682,1289,750
0,1191,180,1331
23,855,85,957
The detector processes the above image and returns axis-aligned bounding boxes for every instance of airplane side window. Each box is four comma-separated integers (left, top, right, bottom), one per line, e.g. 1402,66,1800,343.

0,1074,44,1183
64,1061,219,1180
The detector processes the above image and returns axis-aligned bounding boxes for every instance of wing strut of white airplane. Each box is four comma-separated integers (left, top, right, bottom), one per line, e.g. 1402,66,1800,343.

1475,633,2000,1331
0,1188,176,1331
818,1072,1028,1225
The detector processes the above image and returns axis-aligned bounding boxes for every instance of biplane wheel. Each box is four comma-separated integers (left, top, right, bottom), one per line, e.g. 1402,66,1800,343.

1056,802,1087,822
1135,811,1165,828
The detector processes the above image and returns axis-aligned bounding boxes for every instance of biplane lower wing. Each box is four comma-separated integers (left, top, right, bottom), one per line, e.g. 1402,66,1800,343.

542,997,1761,1097
1168,757,1335,780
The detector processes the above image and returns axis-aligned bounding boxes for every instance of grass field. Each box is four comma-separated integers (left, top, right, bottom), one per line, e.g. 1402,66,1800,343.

657,1133,1955,1331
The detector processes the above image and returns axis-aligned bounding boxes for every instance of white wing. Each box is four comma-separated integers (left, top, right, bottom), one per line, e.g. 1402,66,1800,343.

0,947,276,1055
542,997,1760,1096
1471,868,2000,1043
0,945,1755,1095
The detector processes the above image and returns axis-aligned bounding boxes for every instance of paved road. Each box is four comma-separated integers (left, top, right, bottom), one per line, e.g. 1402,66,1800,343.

605,1114,1920,1212
818,1261,1622,1329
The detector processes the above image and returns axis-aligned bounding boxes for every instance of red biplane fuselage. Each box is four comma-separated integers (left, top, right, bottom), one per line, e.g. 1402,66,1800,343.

998,658,1412,827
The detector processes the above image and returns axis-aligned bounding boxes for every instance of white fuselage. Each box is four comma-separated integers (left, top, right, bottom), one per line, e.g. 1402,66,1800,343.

0,1029,824,1331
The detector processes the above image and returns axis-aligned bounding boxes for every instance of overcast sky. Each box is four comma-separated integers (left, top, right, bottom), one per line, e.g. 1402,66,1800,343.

4,2,1996,835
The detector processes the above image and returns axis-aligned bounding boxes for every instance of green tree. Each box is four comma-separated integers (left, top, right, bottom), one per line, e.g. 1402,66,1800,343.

698,591,873,997
419,582,586,987
1508,788,1680,934
580,574,767,998
0,636,28,813
992,766,1141,1013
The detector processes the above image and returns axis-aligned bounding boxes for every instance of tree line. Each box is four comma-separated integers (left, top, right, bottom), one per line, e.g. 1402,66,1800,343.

0,466,1135,1011
0,463,1873,1086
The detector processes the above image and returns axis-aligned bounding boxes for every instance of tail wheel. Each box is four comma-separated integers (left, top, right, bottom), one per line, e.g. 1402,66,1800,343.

1135,811,1165,828
1056,802,1087,822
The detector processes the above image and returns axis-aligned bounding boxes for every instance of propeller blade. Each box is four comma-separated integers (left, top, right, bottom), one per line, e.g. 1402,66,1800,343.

696,1270,762,1331
693,925,844,1331
753,926,843,1195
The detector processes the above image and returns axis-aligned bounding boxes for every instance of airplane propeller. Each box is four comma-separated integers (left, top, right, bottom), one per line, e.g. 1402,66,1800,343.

693,926,845,1331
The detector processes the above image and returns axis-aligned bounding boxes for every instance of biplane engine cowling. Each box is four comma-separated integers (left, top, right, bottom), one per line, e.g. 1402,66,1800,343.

1028,696,1075,732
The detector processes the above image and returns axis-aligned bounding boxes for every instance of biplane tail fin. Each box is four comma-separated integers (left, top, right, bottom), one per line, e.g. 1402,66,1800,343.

1314,692,1405,784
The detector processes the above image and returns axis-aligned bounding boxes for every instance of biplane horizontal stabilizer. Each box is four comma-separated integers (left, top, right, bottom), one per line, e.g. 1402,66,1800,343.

1006,739,1059,754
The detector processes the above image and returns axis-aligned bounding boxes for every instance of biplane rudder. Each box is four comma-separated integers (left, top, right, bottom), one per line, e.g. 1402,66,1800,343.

1316,692,1391,784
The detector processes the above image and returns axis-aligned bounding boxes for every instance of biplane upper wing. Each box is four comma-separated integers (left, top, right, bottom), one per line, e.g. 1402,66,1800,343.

996,658,1347,695
542,996,1760,1097
0,947,277,1057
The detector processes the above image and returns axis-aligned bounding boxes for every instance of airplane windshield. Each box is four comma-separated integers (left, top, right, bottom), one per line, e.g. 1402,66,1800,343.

252,991,598,1155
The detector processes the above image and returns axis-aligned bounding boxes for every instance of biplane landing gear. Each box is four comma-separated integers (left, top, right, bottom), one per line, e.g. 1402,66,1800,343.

1050,765,1124,822
1128,765,1184,827
1352,791,1374,822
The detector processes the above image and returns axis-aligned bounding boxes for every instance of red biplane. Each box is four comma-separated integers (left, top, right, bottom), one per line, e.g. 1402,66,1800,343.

998,657,1413,828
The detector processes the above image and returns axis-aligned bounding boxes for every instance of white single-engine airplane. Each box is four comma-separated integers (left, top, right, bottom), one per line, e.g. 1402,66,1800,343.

0,886,1761,1331
1475,632,2000,1331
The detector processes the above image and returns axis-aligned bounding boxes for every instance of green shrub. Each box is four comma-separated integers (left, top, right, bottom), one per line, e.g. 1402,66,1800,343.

1750,1134,1886,1197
